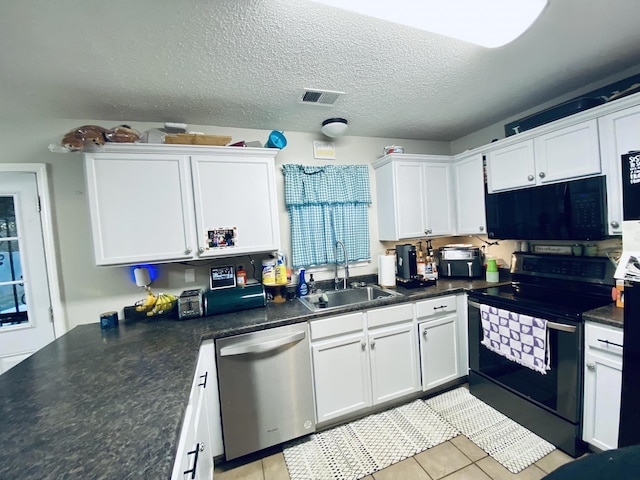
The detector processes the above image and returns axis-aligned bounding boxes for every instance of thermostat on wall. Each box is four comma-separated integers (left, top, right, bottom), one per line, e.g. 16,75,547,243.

210,265,236,290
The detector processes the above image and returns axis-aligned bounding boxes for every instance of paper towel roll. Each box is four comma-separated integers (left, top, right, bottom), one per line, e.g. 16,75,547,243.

378,255,396,288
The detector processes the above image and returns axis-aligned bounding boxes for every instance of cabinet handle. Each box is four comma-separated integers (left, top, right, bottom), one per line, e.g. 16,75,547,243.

361,340,366,350
370,340,375,349
184,443,200,479
479,226,484,232
198,371,208,388
433,305,447,310
527,175,534,181
185,247,192,254
611,221,620,229
424,229,432,235
597,338,623,349
538,171,546,179
586,362,595,370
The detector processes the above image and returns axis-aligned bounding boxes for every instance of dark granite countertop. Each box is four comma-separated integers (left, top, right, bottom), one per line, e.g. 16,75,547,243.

0,276,620,479
583,303,624,328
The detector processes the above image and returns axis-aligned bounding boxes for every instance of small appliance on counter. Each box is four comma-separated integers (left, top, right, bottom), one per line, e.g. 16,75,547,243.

395,243,437,288
178,289,204,320
437,244,484,278
204,283,266,316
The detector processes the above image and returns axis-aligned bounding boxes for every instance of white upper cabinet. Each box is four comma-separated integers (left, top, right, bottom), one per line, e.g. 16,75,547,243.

485,119,600,193
598,103,640,235
374,154,453,241
191,153,280,259
452,153,486,235
84,144,280,266
485,140,536,192
84,152,198,265
533,119,600,183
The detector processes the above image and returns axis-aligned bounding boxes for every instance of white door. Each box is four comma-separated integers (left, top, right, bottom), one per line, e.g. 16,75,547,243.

312,332,371,423
0,172,54,374
423,162,454,236
454,154,486,235
368,323,419,405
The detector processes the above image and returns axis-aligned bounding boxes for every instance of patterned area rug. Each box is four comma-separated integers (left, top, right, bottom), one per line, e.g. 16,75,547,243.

425,387,555,474
283,399,458,480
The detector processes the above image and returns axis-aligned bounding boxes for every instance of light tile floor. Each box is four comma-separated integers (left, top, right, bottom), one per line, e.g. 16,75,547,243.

214,434,576,480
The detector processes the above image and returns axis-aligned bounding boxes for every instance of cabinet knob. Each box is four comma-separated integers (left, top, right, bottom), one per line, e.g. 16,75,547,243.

611,221,620,229
425,229,432,235
370,340,375,349
199,442,205,452
586,362,596,370
198,247,205,253
527,175,534,181
185,247,192,254
423,328,428,337
479,226,484,232
538,171,546,179
361,340,366,350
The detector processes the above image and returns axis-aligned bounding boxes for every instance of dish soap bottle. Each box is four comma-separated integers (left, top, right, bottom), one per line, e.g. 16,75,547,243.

297,268,309,297
308,274,316,294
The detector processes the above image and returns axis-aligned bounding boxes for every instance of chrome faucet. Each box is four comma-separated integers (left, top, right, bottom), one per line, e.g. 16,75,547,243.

334,240,349,290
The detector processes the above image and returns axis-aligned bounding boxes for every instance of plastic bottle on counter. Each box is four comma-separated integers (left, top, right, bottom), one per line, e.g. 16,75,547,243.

236,265,247,287
275,252,287,285
308,274,316,293
297,268,309,297
417,241,426,278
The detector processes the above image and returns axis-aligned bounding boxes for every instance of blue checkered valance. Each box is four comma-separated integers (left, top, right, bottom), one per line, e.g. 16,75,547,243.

282,164,371,269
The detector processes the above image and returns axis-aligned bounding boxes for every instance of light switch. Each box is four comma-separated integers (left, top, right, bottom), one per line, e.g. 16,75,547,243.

185,268,195,283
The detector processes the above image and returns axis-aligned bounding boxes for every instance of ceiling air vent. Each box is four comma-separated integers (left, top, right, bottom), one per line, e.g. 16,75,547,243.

300,88,344,106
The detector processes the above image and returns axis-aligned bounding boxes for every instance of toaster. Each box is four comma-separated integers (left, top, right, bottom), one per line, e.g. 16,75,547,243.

437,245,484,278
178,289,204,320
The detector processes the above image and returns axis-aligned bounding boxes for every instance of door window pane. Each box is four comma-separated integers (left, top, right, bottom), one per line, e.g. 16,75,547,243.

0,240,22,283
0,197,16,238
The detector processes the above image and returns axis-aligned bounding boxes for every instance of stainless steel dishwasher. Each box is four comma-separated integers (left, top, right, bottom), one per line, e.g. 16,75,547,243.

216,323,316,460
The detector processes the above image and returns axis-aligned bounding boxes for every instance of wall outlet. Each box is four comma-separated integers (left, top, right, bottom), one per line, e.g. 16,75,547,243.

185,268,196,283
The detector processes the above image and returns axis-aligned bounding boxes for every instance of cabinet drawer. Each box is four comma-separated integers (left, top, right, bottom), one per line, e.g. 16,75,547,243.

416,295,457,319
310,312,365,341
586,322,623,354
367,303,414,329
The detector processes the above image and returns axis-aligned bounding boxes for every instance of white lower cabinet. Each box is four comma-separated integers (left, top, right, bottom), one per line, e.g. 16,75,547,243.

172,340,222,480
416,296,459,391
582,321,624,451
310,304,419,424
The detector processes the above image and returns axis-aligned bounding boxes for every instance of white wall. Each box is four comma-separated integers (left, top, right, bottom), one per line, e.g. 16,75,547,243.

0,119,449,331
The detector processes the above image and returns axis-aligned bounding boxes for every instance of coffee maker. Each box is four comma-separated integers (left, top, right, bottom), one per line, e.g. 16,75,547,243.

396,244,417,285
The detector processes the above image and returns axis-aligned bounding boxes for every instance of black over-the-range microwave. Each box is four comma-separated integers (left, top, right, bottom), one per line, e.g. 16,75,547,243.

485,175,608,241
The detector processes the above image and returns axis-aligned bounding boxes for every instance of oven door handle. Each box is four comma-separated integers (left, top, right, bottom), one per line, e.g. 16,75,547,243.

468,300,577,333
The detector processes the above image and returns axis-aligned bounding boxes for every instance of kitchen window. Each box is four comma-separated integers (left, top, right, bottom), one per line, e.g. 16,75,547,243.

283,164,371,269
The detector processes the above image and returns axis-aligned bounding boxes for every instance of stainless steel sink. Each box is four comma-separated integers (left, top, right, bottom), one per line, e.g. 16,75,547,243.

298,285,402,312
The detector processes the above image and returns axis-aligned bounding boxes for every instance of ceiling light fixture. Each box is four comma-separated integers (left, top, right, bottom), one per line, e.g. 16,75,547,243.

311,0,549,48
321,118,348,137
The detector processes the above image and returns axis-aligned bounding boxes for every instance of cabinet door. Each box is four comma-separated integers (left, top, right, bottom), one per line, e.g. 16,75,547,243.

395,162,427,239
583,323,623,451
534,119,600,184
191,153,280,258
84,153,197,265
485,140,535,192
419,313,459,391
312,332,371,423
193,384,214,480
172,403,197,480
198,339,223,458
424,162,454,236
453,154,486,235
368,323,420,404
598,104,640,235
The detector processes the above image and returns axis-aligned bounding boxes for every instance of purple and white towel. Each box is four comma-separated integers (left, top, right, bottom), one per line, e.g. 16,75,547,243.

480,304,550,375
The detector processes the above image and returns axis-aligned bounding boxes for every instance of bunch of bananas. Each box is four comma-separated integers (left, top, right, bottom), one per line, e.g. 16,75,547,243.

149,293,177,316
134,290,177,316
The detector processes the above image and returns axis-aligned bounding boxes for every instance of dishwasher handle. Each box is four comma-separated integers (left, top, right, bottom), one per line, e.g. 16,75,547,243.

219,331,306,357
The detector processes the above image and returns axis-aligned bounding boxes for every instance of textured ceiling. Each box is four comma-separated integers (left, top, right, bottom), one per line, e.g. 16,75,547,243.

2,0,640,141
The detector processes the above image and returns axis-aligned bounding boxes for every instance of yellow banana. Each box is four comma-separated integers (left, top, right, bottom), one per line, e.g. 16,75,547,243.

136,292,156,312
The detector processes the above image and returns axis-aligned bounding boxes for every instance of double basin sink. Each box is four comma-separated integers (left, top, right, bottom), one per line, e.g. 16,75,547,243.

298,285,402,312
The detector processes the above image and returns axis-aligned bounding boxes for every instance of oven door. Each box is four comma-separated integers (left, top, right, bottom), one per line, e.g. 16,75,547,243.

468,298,583,423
